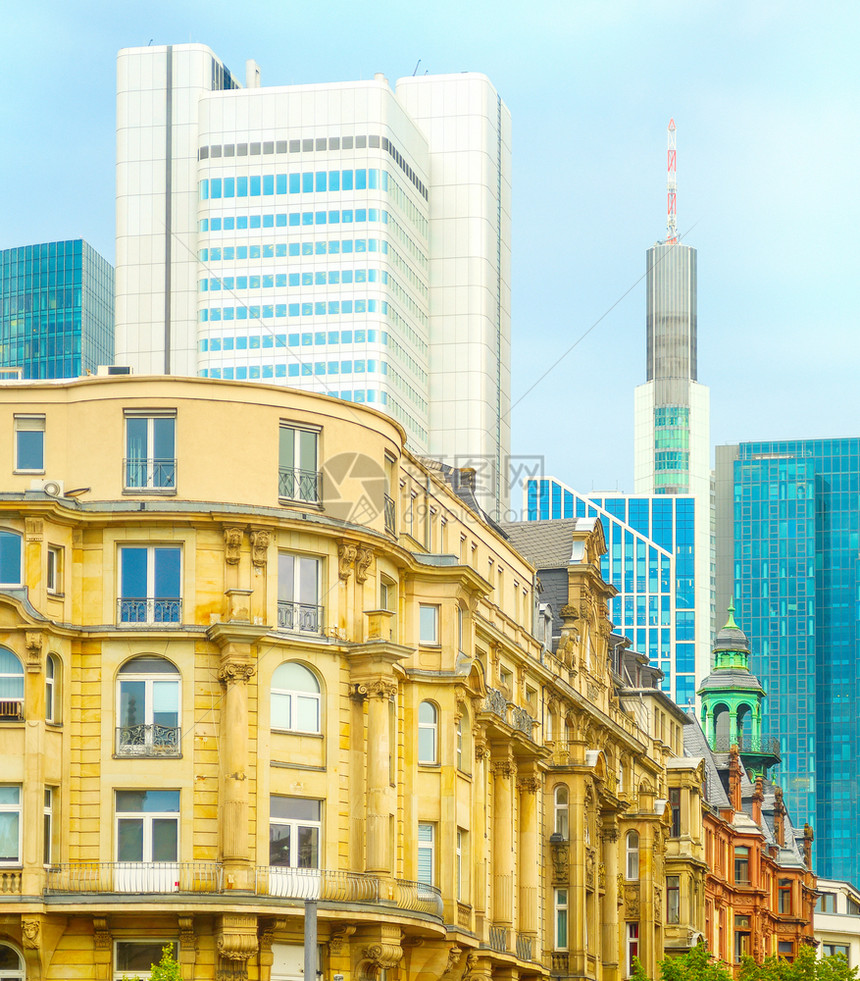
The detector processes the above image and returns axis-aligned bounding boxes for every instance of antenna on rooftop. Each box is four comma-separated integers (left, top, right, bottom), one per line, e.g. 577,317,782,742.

413,59,421,76
666,118,677,243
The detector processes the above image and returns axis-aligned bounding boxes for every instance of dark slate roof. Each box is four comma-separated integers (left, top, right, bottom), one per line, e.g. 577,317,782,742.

713,622,750,653
501,519,585,570
682,710,731,810
424,460,510,539
698,670,765,692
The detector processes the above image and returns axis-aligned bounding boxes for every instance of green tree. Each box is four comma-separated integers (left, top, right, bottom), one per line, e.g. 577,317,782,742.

124,944,181,981
740,947,857,981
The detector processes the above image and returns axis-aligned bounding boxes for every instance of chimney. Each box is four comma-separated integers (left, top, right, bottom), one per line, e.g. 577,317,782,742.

752,776,764,825
459,467,476,492
245,59,261,88
728,745,743,811
773,786,786,847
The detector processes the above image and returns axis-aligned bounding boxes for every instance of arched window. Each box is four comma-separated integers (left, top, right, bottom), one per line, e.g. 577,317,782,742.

418,701,438,764
116,656,181,756
0,649,24,719
0,531,22,587
271,662,321,733
626,830,640,880
0,944,23,980
45,653,61,724
737,703,753,748
713,703,730,748
554,785,569,838
456,705,471,772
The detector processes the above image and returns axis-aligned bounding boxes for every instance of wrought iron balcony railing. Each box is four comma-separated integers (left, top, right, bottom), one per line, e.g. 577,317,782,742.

117,598,182,626
384,494,396,534
277,601,324,634
45,862,222,894
712,735,780,756
0,699,23,721
279,467,322,504
487,925,509,952
483,687,508,721
124,458,177,491
516,934,535,961
115,724,181,757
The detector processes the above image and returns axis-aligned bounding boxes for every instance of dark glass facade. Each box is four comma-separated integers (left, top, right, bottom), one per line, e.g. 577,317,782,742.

0,240,114,379
726,439,860,882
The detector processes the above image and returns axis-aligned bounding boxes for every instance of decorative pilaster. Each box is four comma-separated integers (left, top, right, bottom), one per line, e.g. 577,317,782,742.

491,754,516,930
601,823,620,981
216,913,258,981
363,678,398,875
517,774,541,938
93,917,112,981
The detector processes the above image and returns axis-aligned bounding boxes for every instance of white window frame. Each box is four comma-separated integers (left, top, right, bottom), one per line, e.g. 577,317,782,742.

277,552,322,634
43,787,53,866
625,830,639,880
269,796,322,869
0,943,23,980
456,829,463,901
626,922,639,978
419,604,439,645
554,785,569,838
117,545,182,625
0,786,22,867
115,790,180,864
14,414,45,474
554,887,569,950
0,649,24,716
417,822,436,886
0,531,23,588
270,662,321,734
456,715,463,770
45,653,58,724
124,410,177,491
418,701,438,764
278,423,320,503
666,874,680,924
116,657,181,756
46,545,62,595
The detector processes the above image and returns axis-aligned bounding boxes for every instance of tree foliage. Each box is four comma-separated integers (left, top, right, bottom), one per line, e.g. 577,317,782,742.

635,942,857,981
124,944,181,981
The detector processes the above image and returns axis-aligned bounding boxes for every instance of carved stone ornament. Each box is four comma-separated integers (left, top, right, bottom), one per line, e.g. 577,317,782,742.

218,659,256,687
25,632,42,673
517,775,541,794
21,919,40,949
355,545,374,583
249,530,270,568
93,917,111,950
366,678,399,699
179,916,197,953
25,518,44,541
329,925,356,955
623,883,641,917
363,943,403,970
474,726,489,761
491,758,515,778
224,527,243,564
338,542,357,580
442,946,464,977
598,861,606,890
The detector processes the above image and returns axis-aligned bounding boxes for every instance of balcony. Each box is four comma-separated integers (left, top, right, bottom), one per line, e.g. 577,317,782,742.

115,724,181,758
45,862,222,894
0,699,23,721
124,458,177,491
550,952,569,977
480,688,536,742
487,925,509,953
384,494,396,534
279,467,322,505
277,601,324,634
516,934,535,961
117,598,182,626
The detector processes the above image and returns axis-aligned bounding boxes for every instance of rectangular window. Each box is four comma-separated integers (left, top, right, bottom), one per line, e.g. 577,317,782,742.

118,546,181,624
114,790,179,891
669,787,682,836
277,553,322,633
734,846,750,885
734,916,751,963
666,875,680,924
47,545,62,594
419,605,439,645
0,786,21,865
44,787,53,866
269,796,321,868
626,923,639,978
124,412,176,491
278,424,320,503
778,878,792,914
114,941,177,981
14,414,45,472
777,941,794,962
817,892,837,913
554,888,568,950
823,945,850,963
417,822,435,885
456,829,465,901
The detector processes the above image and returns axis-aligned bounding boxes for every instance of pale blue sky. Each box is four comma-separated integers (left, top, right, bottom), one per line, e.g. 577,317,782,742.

1,1,858,499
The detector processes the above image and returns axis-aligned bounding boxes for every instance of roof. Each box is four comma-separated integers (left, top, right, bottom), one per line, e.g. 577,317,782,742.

698,669,765,693
502,519,588,569
682,711,731,810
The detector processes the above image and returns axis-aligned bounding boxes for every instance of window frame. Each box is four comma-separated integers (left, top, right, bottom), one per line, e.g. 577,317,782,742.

113,941,178,981
45,653,60,724
734,845,750,885
277,551,323,634
0,531,23,588
625,830,640,880
270,661,322,734
46,544,63,595
625,922,640,978
777,877,792,914
115,656,181,757
668,787,682,836
124,410,177,493
666,874,680,924
417,701,438,765
554,785,570,838
0,786,22,867
554,887,569,950
269,795,322,869
278,423,321,504
417,821,436,886
114,789,180,864
0,943,24,980
117,545,182,626
43,787,54,867
419,604,439,645
14,414,45,474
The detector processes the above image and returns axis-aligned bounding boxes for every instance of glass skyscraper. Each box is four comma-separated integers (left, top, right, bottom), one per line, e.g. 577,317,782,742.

526,477,698,707
715,438,860,882
0,240,114,378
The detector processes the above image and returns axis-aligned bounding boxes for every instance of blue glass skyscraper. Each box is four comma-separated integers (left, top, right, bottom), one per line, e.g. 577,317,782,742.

0,240,114,379
525,477,699,707
715,438,860,883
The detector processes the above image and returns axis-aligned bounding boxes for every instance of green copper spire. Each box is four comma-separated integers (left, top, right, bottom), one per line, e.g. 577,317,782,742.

724,602,738,630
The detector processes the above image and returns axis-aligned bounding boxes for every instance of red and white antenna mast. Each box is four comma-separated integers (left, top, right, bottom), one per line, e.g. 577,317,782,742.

666,118,677,243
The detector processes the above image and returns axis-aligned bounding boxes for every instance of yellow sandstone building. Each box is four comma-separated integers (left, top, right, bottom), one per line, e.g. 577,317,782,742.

0,376,696,980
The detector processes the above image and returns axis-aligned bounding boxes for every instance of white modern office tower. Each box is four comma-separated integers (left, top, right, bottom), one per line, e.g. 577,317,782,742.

632,240,712,690
116,44,512,512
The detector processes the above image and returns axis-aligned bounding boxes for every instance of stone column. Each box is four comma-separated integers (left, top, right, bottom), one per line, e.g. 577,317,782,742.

491,755,516,934
22,632,45,896
517,773,541,937
362,679,398,875
473,726,489,935
209,623,266,892
601,823,620,981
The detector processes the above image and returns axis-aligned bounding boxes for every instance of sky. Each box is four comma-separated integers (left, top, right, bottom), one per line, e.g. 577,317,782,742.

1,0,858,499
